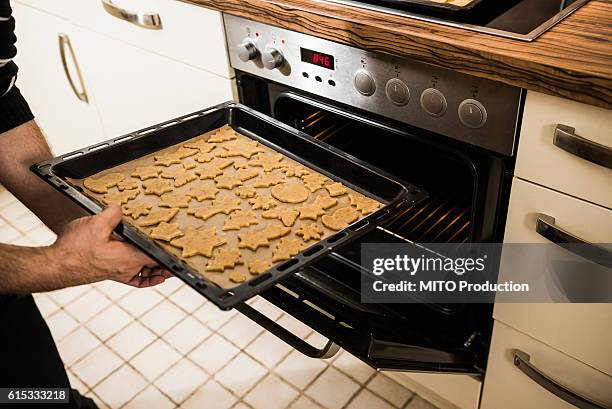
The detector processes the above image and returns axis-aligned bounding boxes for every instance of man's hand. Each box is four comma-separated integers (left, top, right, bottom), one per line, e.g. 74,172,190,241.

50,204,173,288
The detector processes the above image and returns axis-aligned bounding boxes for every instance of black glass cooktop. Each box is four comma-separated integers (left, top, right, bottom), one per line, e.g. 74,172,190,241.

326,0,590,40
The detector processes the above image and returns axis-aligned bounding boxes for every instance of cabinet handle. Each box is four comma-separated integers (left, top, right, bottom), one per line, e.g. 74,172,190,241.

513,350,608,409
236,302,340,359
58,34,89,103
554,124,612,170
536,214,612,269
101,0,162,30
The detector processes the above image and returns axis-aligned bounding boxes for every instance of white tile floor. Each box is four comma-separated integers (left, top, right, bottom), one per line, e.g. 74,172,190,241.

0,188,439,409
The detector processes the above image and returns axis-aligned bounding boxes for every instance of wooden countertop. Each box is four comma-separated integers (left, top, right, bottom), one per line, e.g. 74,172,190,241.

186,0,612,109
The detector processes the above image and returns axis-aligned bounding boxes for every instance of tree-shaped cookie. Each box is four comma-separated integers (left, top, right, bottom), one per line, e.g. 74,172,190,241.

302,173,329,192
248,153,284,172
262,208,299,227
217,139,264,159
298,196,338,220
325,182,348,197
348,194,381,215
321,206,360,231
187,185,219,202
122,202,152,220
187,197,241,221
222,210,259,231
205,249,244,272
102,190,139,205
160,168,197,187
170,227,226,257
84,173,125,193
159,193,192,208
150,222,183,241
208,126,237,143
139,208,179,227
296,223,324,242
272,238,304,262
248,195,278,211
249,259,271,275
234,186,257,198
131,166,161,180
143,179,173,196
253,173,285,188
116,179,139,191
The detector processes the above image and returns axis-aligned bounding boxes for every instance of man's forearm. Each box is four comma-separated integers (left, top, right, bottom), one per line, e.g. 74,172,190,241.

0,120,85,234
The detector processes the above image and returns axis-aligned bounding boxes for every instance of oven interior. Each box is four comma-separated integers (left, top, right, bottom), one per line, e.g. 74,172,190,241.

237,73,516,373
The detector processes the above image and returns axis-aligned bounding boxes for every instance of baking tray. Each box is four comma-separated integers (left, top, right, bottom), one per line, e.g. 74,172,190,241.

31,102,426,309
370,0,484,14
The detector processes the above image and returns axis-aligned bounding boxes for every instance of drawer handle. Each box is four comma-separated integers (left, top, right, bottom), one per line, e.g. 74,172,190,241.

514,350,608,409
58,34,89,103
536,214,612,269
554,124,612,170
101,0,163,30
236,302,340,359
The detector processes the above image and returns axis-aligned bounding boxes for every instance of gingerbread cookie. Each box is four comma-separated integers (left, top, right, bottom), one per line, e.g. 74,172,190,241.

249,195,278,211
281,164,310,178
208,126,237,143
209,158,234,169
302,173,329,192
122,202,152,220
325,182,348,197
188,197,241,221
102,190,139,205
215,175,243,190
222,210,259,231
116,179,139,191
348,194,381,215
175,146,198,159
217,139,264,159
249,153,284,172
238,224,291,251
233,161,249,170
187,185,219,201
253,174,285,188
321,206,360,231
131,166,160,180
229,272,247,283
139,208,179,227
158,193,192,208
272,238,304,262
262,208,299,227
195,167,223,180
161,168,197,187
194,152,215,163
84,173,125,193
298,196,338,220
143,179,173,196
248,259,271,275
154,152,181,167
234,186,257,198
150,222,183,241
183,139,215,153
206,249,244,272
170,227,226,257
235,168,260,182
296,223,324,242
270,183,309,204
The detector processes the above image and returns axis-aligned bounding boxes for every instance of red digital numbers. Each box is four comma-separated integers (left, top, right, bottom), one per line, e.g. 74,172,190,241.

301,48,335,70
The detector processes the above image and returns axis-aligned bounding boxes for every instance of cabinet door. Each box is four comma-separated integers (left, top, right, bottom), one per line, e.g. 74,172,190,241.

12,3,105,155
76,28,235,137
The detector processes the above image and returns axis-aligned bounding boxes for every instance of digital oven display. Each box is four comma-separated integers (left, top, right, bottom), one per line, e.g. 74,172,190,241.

300,48,335,70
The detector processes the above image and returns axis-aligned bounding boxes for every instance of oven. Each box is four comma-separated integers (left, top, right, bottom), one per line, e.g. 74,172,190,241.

225,14,524,374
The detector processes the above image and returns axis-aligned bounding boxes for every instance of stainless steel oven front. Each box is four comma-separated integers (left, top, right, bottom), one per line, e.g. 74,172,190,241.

224,14,524,374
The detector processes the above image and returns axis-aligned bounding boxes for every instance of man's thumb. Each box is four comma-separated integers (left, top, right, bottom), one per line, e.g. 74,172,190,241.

93,204,123,236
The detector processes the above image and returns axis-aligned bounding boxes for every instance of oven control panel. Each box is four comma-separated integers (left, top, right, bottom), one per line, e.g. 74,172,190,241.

224,15,523,156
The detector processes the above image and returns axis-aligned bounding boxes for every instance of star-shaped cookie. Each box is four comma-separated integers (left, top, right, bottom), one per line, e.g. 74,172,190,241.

183,139,215,153
208,126,237,143
138,208,179,227
102,190,139,205
205,249,244,272
262,208,300,227
160,168,197,187
143,179,173,196
215,175,243,190
348,194,381,215
174,146,198,159
158,193,192,208
116,179,139,191
187,197,241,221
150,222,183,241
248,195,278,211
248,259,271,275
272,238,304,262
187,185,219,201
217,139,264,159
131,166,160,180
302,173,329,192
298,196,338,220
237,224,290,251
154,152,181,167
194,152,215,163
248,153,284,172
281,164,310,178
170,227,226,258
234,186,257,198
122,202,152,220
253,173,285,188
195,166,223,180
222,210,259,231
84,173,125,193
295,223,324,242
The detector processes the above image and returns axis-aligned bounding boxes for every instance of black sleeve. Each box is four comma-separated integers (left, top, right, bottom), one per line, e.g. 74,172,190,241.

0,0,34,134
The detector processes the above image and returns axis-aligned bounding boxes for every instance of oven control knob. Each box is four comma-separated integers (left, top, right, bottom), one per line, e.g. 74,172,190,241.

237,39,259,62
354,70,376,96
262,47,284,70
421,88,447,117
385,78,410,106
458,99,487,128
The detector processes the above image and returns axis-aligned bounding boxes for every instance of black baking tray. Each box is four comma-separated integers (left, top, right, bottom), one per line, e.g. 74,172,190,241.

31,102,426,309
370,0,484,14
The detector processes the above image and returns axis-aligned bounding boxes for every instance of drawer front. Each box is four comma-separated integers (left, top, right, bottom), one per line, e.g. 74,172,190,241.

70,0,232,79
499,177,612,375
481,321,612,409
516,91,612,209
11,0,74,19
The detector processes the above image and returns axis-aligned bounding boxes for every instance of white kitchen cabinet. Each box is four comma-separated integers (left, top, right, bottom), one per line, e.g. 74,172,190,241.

76,28,235,137
12,3,106,155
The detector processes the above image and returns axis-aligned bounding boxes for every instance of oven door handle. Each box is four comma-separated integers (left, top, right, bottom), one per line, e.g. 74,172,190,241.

236,303,340,359
535,214,612,268
553,124,612,169
513,350,607,409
